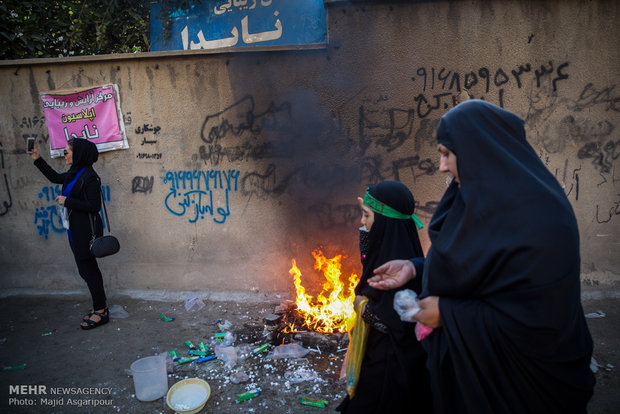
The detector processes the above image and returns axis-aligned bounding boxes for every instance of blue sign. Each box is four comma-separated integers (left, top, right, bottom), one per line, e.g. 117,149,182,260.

150,0,327,52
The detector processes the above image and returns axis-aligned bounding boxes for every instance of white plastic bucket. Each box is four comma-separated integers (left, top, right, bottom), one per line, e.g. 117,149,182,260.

130,355,168,401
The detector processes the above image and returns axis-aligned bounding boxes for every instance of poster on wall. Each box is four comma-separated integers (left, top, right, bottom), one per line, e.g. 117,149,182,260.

150,0,327,52
40,84,129,158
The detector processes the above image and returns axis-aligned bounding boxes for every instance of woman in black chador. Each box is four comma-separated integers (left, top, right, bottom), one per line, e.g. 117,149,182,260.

369,100,595,413
337,180,433,413
30,138,109,330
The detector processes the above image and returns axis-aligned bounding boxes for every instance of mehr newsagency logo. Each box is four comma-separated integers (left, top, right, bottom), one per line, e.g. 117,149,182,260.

8,384,113,408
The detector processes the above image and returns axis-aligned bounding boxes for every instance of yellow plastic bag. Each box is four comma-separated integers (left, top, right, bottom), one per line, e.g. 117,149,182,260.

342,297,370,399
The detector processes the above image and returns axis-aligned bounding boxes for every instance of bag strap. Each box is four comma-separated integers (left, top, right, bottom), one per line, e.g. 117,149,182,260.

88,179,111,239
88,210,96,242
100,186,112,233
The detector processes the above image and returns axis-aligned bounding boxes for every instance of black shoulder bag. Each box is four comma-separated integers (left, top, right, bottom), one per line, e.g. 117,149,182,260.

89,188,120,258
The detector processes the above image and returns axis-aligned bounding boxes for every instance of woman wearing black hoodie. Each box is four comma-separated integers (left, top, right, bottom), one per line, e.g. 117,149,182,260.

30,138,109,330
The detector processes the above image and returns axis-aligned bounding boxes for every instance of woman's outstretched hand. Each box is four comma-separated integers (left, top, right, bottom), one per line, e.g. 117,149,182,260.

367,259,415,290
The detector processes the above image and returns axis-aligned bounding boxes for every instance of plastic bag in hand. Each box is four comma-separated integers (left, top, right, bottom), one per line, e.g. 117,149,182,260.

342,297,369,399
393,289,421,322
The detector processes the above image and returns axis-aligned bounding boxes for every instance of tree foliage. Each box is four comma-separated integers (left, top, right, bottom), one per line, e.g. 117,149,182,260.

0,0,198,60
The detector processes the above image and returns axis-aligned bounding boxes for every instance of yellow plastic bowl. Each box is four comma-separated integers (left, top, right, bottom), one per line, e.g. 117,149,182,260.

166,378,211,414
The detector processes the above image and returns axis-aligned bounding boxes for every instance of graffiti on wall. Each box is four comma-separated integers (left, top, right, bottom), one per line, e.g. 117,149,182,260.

0,141,12,216
162,169,240,223
133,119,164,159
410,61,569,115
15,116,49,149
132,176,154,194
198,95,294,166
351,58,619,228
35,59,611,233
526,82,618,154
526,79,619,225
577,136,619,175
135,123,160,147
596,194,620,224
137,153,163,159
180,62,579,230
359,60,571,159
34,185,112,239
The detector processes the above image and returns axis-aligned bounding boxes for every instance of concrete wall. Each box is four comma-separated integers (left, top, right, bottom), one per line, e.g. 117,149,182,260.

1,0,618,298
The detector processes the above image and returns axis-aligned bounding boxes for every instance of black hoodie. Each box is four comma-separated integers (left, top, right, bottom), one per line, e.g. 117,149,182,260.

35,139,103,260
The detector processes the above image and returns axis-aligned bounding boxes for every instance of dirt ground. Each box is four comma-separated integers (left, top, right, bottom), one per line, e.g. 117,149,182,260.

0,290,618,414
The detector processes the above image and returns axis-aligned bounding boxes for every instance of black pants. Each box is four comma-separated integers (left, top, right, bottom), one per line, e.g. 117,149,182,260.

75,256,107,310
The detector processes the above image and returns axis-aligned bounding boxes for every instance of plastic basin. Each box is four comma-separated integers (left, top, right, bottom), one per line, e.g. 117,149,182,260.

166,378,211,414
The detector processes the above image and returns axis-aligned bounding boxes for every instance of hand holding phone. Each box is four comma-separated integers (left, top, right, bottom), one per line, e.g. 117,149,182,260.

27,137,35,153
26,137,40,160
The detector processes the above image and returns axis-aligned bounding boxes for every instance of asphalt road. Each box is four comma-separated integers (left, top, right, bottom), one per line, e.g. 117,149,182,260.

0,289,617,413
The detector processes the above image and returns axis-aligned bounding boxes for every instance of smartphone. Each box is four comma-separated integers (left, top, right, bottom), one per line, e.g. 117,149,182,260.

27,137,35,153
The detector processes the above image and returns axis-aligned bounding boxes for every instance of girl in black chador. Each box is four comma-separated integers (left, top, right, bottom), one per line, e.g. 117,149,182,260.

337,180,433,413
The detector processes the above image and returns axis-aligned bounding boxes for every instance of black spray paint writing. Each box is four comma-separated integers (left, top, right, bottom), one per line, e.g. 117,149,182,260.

239,162,360,203
567,83,620,113
596,195,620,224
577,139,620,174
552,159,582,202
18,116,46,129
137,153,162,159
198,95,293,166
0,141,12,216
14,115,50,148
134,124,161,135
358,106,415,154
411,61,569,112
361,155,437,186
135,123,160,146
199,140,296,166
358,61,569,158
240,164,281,200
526,82,619,159
200,95,292,144
132,176,154,194
413,61,569,93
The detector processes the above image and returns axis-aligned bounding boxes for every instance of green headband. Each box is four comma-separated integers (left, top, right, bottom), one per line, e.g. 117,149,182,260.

363,192,424,229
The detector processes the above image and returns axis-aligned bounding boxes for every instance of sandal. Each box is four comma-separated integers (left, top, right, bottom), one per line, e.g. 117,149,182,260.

83,310,94,321
80,308,109,330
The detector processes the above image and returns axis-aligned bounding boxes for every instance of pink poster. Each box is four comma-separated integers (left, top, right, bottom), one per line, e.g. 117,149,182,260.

40,84,129,158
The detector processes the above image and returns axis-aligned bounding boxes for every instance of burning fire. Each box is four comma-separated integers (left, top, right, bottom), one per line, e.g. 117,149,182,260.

289,249,360,334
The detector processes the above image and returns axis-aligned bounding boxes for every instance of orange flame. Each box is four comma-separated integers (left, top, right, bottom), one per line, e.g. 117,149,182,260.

281,322,297,334
289,249,359,333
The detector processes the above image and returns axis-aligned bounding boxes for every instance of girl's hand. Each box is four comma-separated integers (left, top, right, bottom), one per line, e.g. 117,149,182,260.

55,195,67,206
354,295,367,309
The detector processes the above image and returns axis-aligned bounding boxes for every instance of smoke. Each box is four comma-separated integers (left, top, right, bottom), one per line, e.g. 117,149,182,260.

273,89,361,206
